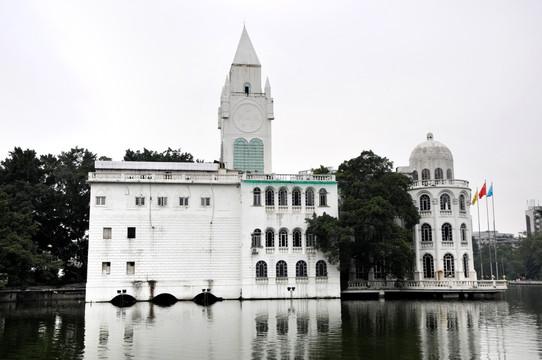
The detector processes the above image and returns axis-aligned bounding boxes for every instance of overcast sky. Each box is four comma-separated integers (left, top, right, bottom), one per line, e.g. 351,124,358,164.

1,1,541,235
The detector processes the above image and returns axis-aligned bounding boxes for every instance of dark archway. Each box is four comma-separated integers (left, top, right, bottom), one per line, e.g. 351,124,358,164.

193,291,222,306
152,293,178,306
110,294,136,307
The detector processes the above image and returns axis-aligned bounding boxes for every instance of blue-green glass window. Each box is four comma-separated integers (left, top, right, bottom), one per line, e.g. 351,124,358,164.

233,138,248,171
248,138,264,173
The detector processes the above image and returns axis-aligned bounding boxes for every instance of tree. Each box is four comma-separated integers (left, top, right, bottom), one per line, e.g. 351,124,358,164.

307,151,420,286
124,147,196,162
312,165,330,174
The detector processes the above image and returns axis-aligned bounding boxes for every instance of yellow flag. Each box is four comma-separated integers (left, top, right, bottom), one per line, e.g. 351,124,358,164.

472,188,478,205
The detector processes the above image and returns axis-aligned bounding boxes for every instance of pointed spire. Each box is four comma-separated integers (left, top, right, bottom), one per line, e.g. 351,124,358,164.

233,26,260,65
265,77,271,97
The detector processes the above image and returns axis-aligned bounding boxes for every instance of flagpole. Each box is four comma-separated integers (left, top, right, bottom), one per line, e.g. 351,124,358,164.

491,183,499,279
484,181,493,279
476,189,483,279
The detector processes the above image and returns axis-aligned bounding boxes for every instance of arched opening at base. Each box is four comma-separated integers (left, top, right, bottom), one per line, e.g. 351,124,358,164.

193,291,222,306
152,293,178,306
110,294,136,307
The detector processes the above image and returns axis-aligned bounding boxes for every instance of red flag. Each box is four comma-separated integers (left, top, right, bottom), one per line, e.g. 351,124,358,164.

479,182,487,199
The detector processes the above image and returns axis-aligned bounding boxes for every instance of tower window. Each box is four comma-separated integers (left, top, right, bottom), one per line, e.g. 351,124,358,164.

244,82,251,95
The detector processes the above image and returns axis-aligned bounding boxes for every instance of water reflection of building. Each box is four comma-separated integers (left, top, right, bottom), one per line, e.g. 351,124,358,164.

85,27,340,303
83,300,342,359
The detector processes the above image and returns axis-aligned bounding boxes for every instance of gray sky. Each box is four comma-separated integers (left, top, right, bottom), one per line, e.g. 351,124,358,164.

1,0,541,236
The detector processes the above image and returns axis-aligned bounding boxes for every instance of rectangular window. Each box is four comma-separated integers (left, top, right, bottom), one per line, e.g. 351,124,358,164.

135,197,145,206
102,262,111,275
103,227,112,239
201,197,211,207
127,227,136,239
96,196,106,206
158,197,167,206
126,261,135,275
179,197,189,206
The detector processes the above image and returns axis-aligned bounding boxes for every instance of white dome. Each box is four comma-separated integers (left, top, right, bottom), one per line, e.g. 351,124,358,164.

409,133,454,180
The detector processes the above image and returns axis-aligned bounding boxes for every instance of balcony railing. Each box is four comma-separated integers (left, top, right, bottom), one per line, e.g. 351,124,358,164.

347,279,507,290
411,179,469,188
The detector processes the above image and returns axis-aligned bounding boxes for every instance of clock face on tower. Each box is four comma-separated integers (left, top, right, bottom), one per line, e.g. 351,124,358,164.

233,103,263,133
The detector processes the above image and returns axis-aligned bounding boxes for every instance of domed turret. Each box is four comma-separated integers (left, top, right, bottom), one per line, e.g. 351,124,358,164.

409,133,454,180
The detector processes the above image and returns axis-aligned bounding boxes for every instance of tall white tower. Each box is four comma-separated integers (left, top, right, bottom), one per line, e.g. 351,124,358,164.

218,27,274,173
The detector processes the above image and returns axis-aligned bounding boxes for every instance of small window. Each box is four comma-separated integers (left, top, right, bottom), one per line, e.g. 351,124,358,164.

444,253,455,278
459,195,466,211
135,197,145,206
421,169,431,180
292,188,301,206
256,261,267,278
265,188,274,206
441,223,453,241
158,197,167,206
319,189,328,207
440,194,451,210
435,168,443,180
412,170,418,181
278,188,288,206
103,227,112,239
296,260,307,277
126,261,135,275
179,197,189,206
276,260,288,278
253,187,261,206
306,230,315,247
102,262,111,275
316,260,327,277
306,189,315,207
421,224,432,242
252,229,262,248
96,196,106,206
423,254,434,278
265,229,275,247
420,194,431,211
201,197,211,207
279,229,288,248
293,229,302,248
127,227,136,239
463,254,469,278
244,82,251,96
446,169,453,179
460,223,467,242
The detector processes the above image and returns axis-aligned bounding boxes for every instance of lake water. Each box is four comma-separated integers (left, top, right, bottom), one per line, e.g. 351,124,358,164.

1,286,541,359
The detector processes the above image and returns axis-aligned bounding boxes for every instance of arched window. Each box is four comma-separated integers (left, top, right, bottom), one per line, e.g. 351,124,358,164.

459,194,466,211
253,187,261,206
440,194,451,211
306,230,315,247
244,82,251,96
442,223,453,241
412,170,418,181
463,254,469,278
292,188,301,206
278,188,288,206
446,169,453,179
279,229,288,248
435,168,443,180
251,229,261,248
296,260,307,277
460,224,467,242
276,260,288,278
421,224,432,242
233,138,248,171
422,168,431,180
423,254,435,278
443,253,455,278
305,189,315,207
420,194,431,211
248,138,264,173
265,229,274,248
256,261,267,278
319,188,328,207
293,229,302,248
265,188,274,206
316,260,327,277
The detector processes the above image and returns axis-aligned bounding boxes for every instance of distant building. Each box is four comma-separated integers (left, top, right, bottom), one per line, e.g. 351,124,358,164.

473,231,517,246
85,27,340,303
525,205,542,235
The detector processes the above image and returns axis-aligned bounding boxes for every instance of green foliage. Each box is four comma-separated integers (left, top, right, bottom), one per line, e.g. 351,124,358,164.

307,150,420,284
312,165,330,174
124,147,196,162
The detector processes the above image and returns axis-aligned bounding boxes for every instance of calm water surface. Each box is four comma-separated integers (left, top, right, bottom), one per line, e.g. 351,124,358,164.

1,286,541,359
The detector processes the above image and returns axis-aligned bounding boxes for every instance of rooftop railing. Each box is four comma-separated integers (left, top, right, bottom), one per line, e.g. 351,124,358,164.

411,179,469,188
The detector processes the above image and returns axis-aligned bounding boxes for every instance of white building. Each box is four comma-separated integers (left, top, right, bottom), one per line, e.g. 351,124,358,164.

85,27,340,303
397,133,477,281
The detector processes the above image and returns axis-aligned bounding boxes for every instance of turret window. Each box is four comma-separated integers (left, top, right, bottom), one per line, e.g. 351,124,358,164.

423,254,434,278
460,224,467,242
440,194,451,211
422,169,431,180
421,224,432,242
459,195,466,212
447,169,453,179
443,253,455,278
244,82,251,96
435,168,443,180
420,194,431,211
412,170,418,181
441,223,453,241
